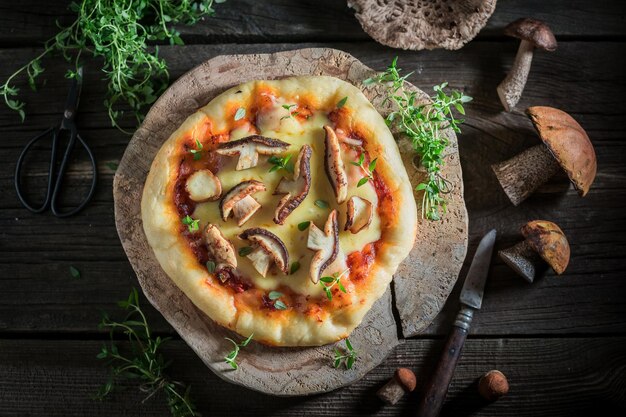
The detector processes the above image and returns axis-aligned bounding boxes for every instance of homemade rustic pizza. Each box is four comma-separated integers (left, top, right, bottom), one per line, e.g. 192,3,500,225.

142,76,417,346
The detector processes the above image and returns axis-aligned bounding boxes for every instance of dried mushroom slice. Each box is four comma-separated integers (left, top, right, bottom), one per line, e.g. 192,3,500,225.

273,144,312,224
239,228,289,277
323,126,348,204
185,169,222,202
344,196,373,234
216,135,290,170
220,180,266,226
348,0,496,51
307,209,339,284
204,224,237,268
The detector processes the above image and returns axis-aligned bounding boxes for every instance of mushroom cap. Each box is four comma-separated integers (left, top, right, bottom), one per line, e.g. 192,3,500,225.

521,220,570,274
219,180,266,221
273,145,312,225
504,18,557,51
395,368,416,392
527,106,597,196
348,0,497,50
239,228,289,275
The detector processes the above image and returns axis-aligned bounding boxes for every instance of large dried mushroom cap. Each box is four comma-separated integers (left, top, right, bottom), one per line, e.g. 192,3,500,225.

216,135,290,170
273,145,312,225
307,210,340,284
521,220,570,274
527,106,597,196
220,180,266,226
504,18,557,51
204,224,237,268
348,0,497,50
239,228,289,277
323,126,348,204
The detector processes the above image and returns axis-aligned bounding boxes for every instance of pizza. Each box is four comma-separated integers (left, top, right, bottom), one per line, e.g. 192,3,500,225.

141,76,417,346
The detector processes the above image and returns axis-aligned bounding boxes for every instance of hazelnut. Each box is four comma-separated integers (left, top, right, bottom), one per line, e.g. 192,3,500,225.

478,370,509,401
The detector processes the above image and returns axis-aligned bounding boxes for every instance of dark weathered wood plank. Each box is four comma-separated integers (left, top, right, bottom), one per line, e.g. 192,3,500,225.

1,0,625,47
1,337,624,416
0,41,625,335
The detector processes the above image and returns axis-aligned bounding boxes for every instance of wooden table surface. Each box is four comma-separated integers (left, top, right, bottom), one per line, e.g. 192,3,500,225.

1,1,625,416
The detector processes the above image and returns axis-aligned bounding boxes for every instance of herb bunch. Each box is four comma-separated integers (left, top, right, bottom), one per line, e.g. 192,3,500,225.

319,269,348,300
1,0,224,132
364,57,472,220
97,288,198,417
350,153,377,187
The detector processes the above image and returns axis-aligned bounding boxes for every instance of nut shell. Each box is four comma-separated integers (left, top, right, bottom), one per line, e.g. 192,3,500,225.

521,220,570,274
478,370,509,401
527,106,597,196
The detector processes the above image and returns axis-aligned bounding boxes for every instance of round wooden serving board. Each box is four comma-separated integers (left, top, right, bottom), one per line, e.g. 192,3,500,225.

113,48,468,396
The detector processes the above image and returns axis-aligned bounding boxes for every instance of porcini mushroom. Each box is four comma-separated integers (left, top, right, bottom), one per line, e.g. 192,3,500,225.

216,135,290,170
204,223,237,268
344,196,373,234
239,228,289,277
348,0,497,50
499,220,570,283
323,126,348,204
497,18,557,112
492,106,597,206
220,180,266,226
273,145,312,225
307,209,339,284
376,368,417,405
185,169,222,202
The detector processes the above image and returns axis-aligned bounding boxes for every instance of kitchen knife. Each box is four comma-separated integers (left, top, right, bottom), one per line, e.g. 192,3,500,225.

416,229,497,417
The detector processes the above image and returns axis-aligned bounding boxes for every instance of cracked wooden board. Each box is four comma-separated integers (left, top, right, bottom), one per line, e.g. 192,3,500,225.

113,48,467,395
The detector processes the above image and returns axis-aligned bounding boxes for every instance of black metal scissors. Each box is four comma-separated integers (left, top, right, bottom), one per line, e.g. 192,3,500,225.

14,67,97,217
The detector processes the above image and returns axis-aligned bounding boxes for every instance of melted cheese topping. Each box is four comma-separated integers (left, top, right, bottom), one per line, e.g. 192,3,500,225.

192,104,380,297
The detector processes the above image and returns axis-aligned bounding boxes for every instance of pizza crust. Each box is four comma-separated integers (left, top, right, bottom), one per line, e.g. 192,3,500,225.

142,76,417,346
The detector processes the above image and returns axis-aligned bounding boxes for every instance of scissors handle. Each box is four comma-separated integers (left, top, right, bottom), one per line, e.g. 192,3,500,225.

14,126,97,217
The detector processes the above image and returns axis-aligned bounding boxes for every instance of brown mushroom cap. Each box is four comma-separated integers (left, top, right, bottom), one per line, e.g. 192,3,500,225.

307,210,340,284
323,126,348,204
273,145,312,225
239,228,289,275
395,368,417,392
527,106,597,196
521,220,570,274
204,224,237,268
348,0,497,50
504,18,557,51
219,180,266,223
216,135,290,170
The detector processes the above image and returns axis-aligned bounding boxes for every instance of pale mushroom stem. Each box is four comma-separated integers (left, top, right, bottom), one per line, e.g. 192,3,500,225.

497,39,534,112
492,144,561,206
498,240,542,283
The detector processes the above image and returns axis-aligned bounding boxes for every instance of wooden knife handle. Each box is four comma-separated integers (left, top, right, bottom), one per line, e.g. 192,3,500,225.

416,307,474,417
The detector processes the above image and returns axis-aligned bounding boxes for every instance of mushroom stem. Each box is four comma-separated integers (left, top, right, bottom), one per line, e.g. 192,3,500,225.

498,240,542,282
497,39,534,112
492,144,561,206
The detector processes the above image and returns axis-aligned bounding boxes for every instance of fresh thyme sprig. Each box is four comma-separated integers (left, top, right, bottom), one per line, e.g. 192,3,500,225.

319,269,349,300
333,338,357,369
268,291,287,310
268,154,294,173
364,57,472,220
1,0,225,132
350,153,377,187
96,288,198,417
189,139,203,160
224,334,253,370
280,103,299,120
181,215,200,232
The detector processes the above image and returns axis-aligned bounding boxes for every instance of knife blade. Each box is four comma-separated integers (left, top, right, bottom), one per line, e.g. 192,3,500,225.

416,229,497,417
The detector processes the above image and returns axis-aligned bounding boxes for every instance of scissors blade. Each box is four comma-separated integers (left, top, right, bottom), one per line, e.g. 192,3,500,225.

63,66,83,121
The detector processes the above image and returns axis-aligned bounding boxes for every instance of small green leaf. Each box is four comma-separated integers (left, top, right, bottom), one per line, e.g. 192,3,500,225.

337,281,347,293
274,300,287,310
69,266,81,279
346,355,355,369
290,261,300,274
206,261,216,273
337,96,348,108
238,246,253,257
297,221,310,231
320,276,335,283
105,162,118,171
268,291,283,300
357,177,369,187
345,338,353,351
368,158,378,172
241,333,254,347
315,200,329,209
234,107,246,121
